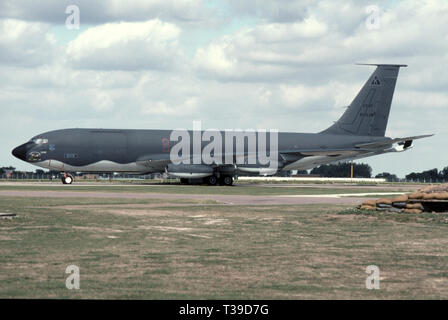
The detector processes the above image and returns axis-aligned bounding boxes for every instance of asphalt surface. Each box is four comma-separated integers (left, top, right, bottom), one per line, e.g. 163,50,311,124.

0,181,421,206
0,189,390,205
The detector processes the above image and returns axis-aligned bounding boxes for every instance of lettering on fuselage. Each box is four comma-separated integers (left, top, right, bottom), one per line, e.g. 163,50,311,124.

161,137,170,153
64,153,79,159
360,111,376,117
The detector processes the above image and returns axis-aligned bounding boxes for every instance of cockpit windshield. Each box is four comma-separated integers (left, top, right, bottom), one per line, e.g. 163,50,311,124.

32,138,48,145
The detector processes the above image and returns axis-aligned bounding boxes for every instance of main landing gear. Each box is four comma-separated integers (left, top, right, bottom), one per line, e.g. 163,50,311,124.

207,175,218,186
220,175,234,186
61,173,74,184
210,175,233,186
180,175,234,186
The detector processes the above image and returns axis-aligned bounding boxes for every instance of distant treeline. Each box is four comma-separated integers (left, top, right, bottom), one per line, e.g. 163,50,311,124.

2,165,448,183
292,163,448,183
310,163,372,178
405,167,448,183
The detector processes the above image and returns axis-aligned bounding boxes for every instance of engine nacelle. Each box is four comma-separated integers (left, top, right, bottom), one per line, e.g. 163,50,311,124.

395,140,413,152
237,164,278,176
166,164,214,178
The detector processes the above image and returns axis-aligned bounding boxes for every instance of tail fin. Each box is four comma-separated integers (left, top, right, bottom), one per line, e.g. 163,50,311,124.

321,64,407,136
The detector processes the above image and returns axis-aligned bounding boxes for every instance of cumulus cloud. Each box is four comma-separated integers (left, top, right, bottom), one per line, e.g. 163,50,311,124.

0,19,58,67
66,19,183,71
253,17,328,42
193,0,448,94
0,0,213,25
1,0,448,178
226,0,314,23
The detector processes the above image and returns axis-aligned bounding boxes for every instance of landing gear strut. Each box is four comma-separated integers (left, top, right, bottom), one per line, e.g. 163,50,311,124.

61,173,74,185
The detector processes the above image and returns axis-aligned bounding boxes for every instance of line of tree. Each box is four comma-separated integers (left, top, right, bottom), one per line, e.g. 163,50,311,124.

0,166,16,175
3,165,448,182
0,167,61,178
310,162,372,178
405,167,448,182
374,172,399,182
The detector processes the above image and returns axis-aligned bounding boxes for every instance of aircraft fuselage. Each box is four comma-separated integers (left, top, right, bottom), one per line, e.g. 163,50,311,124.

12,128,389,174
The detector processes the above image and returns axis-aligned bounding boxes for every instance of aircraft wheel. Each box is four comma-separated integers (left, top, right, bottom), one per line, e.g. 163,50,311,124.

222,175,233,186
61,173,74,185
207,175,218,186
180,178,189,184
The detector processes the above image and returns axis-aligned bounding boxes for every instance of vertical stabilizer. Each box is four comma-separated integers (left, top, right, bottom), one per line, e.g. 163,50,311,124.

321,64,406,136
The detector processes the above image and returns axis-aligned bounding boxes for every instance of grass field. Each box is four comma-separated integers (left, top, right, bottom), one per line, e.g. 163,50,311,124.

0,183,447,299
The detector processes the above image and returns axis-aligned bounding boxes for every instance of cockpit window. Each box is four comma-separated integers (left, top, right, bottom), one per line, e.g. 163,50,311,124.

32,138,48,145
28,151,42,162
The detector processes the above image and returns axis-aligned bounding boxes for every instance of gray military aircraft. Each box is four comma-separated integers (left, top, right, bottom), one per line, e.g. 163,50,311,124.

12,64,432,185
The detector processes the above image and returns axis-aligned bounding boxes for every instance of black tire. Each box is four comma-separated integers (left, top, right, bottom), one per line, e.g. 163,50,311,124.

208,175,218,186
180,178,189,184
222,175,233,186
61,174,74,185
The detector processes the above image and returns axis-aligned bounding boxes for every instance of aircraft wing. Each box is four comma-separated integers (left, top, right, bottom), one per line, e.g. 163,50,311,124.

280,148,368,158
136,154,171,171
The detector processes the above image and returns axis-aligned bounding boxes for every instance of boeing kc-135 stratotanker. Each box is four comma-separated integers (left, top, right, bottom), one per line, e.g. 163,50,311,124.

12,64,432,185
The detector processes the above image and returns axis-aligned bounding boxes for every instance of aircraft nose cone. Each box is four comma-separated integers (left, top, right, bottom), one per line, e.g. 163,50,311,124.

12,143,28,161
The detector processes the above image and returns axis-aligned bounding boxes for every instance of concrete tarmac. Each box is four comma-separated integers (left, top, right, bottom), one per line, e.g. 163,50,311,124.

0,189,393,206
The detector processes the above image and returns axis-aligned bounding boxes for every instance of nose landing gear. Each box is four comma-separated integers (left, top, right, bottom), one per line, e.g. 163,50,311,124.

61,173,74,184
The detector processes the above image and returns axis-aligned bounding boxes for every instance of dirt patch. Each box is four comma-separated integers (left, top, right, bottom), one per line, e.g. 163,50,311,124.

72,226,124,233
0,235,21,241
101,208,182,216
138,225,194,232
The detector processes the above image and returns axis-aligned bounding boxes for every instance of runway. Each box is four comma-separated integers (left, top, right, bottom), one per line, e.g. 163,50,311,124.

0,189,399,205
0,181,425,191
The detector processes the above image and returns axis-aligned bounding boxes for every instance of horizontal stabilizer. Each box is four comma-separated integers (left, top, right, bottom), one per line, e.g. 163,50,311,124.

355,134,434,149
355,63,408,67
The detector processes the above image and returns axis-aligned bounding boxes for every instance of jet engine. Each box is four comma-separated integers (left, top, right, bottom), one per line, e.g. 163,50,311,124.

166,164,214,179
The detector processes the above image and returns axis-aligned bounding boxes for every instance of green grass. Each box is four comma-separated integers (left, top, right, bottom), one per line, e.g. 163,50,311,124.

1,186,447,299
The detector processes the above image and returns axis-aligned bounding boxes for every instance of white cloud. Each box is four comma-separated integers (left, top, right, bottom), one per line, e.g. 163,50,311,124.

0,19,57,67
142,97,199,116
66,19,183,71
253,17,328,42
0,0,213,25
1,0,448,179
